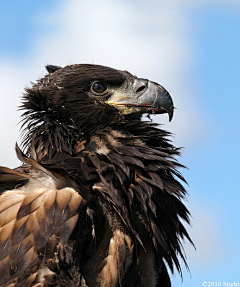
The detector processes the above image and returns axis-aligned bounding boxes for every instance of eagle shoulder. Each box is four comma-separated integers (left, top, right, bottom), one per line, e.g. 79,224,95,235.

0,158,85,286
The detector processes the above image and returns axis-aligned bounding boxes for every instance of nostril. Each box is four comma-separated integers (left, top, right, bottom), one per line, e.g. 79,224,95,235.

133,78,148,94
136,85,146,93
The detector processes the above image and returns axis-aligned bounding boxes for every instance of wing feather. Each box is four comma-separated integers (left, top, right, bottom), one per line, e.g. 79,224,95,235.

0,165,85,286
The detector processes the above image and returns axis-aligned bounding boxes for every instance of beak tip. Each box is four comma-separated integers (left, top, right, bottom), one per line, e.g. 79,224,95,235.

168,107,174,122
154,84,175,122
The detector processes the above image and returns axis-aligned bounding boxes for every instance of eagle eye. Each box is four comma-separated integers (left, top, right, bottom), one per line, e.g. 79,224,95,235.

91,82,108,95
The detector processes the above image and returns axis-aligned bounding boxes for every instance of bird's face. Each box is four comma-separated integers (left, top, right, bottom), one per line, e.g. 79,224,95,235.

41,64,174,123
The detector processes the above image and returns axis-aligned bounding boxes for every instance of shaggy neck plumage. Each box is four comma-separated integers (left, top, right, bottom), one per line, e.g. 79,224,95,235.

20,85,175,164
20,91,121,162
20,95,74,159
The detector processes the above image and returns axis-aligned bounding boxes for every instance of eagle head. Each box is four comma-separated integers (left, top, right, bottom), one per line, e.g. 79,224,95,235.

21,64,174,161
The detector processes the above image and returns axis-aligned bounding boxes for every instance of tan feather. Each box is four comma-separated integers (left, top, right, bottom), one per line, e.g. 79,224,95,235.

0,166,29,182
0,166,85,286
98,230,133,287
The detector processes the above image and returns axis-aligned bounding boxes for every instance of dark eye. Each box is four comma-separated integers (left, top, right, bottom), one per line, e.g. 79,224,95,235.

91,82,108,95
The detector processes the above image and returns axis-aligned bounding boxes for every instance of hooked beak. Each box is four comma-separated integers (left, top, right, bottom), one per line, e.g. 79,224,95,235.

106,77,174,121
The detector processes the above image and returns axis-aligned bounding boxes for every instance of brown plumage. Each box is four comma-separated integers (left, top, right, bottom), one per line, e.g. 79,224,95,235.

0,64,193,286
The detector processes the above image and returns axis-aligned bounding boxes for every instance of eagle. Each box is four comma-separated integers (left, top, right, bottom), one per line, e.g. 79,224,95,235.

0,64,192,287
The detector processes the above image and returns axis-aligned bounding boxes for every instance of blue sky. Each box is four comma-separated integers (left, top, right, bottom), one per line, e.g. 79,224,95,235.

0,1,240,286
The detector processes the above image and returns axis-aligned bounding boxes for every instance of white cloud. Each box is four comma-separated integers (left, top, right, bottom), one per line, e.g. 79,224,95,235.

150,0,240,8
0,63,28,167
0,0,206,167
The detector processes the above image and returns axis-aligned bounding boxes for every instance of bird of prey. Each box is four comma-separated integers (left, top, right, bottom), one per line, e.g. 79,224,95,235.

0,64,192,287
